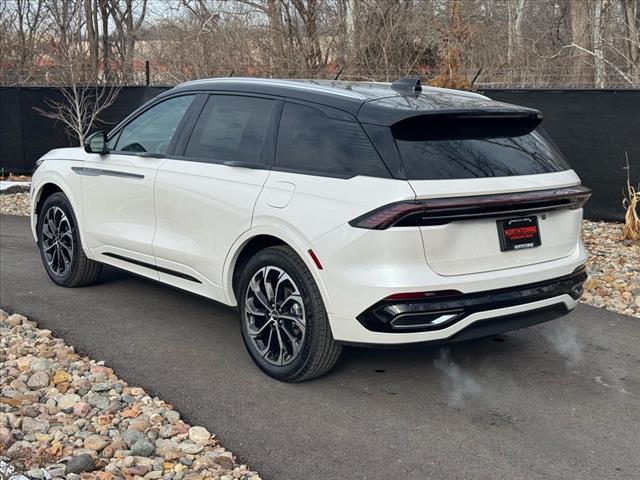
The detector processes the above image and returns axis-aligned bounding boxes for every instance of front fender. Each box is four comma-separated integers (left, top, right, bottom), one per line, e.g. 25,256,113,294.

30,160,85,247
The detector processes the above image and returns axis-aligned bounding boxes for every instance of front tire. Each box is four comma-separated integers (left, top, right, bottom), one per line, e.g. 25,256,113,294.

238,245,341,382
37,192,102,287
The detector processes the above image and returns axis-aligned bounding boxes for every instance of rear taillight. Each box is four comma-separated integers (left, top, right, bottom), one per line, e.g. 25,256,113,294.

349,186,591,230
348,202,424,230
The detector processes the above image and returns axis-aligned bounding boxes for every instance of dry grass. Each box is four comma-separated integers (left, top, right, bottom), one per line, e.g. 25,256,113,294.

622,155,640,242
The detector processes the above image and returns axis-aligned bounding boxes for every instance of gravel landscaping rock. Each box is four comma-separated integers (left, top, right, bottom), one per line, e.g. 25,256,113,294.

0,310,262,480
131,438,155,457
188,426,212,445
0,192,29,216
66,453,95,474
582,220,640,318
26,372,49,390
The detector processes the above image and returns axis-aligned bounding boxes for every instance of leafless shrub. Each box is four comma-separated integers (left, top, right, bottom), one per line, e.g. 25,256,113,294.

34,82,120,146
31,3,120,145
622,154,640,242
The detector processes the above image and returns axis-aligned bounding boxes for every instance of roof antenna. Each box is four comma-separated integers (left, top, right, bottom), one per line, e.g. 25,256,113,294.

471,67,483,89
334,66,343,80
228,70,235,77
391,77,422,94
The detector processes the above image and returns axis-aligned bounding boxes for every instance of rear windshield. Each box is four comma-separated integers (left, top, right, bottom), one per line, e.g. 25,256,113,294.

393,125,570,180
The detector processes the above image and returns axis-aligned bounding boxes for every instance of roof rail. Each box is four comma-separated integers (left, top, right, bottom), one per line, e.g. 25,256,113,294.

391,77,422,94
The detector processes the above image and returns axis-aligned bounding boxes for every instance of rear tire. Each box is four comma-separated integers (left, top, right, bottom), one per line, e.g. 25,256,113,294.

238,245,341,382
37,192,102,287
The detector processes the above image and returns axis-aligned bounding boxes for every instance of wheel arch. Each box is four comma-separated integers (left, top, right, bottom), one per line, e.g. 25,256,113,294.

34,183,64,215
223,227,333,312
30,175,84,245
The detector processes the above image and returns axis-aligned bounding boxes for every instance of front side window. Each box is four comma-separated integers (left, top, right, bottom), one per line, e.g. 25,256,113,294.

276,102,389,177
112,95,194,155
184,95,280,164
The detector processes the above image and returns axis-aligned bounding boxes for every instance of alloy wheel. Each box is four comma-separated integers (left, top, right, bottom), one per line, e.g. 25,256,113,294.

244,266,306,366
41,206,74,277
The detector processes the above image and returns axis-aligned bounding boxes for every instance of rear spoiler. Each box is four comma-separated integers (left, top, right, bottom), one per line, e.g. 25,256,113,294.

390,109,543,141
358,92,543,130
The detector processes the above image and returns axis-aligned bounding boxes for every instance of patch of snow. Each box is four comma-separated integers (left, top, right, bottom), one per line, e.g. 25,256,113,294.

0,180,30,191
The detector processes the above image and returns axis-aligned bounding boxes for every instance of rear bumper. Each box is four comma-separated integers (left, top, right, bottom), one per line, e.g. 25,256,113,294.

357,266,586,333
330,294,578,345
438,303,570,345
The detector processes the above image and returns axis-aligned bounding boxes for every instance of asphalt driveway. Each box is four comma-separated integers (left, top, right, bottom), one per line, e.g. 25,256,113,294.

1,214,639,480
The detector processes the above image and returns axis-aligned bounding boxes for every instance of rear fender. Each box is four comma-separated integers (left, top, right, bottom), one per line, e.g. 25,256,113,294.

222,226,332,312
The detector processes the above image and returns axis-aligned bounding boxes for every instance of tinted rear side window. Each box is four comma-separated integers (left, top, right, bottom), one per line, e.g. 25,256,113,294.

276,102,389,177
185,95,280,164
394,125,570,180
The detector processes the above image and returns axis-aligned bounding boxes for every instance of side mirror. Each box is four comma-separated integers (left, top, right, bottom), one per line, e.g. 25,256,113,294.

84,131,108,155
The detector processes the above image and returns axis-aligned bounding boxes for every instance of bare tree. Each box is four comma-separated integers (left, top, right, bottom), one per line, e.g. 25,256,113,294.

35,82,120,146
85,0,100,71
507,0,527,66
109,0,148,82
622,0,639,82
33,1,120,145
570,0,595,86
3,0,45,84
1,0,639,89
592,0,612,88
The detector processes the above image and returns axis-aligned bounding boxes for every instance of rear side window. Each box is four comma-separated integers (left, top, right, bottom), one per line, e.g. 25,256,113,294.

276,102,389,177
112,95,194,154
393,122,570,180
184,95,280,164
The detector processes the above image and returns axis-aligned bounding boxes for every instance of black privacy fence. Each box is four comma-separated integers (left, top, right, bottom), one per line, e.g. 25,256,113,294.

482,89,640,223
1,86,638,221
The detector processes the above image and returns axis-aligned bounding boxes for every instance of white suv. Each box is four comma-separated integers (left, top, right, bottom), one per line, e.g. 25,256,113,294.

31,78,590,381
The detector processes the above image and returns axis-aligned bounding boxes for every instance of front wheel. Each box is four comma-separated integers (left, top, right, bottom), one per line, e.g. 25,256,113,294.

37,192,102,287
238,245,341,382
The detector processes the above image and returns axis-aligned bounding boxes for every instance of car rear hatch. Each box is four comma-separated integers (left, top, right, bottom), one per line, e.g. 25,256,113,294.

357,102,590,276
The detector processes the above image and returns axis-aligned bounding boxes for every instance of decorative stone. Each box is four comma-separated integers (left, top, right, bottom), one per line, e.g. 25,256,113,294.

66,454,95,474
84,434,110,451
214,454,235,470
21,417,49,434
164,410,180,424
53,370,71,385
0,427,15,450
156,439,181,460
122,428,145,447
1,310,261,480
179,441,203,455
7,313,27,326
58,393,82,411
130,438,155,457
27,371,49,389
29,358,51,372
188,426,211,445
